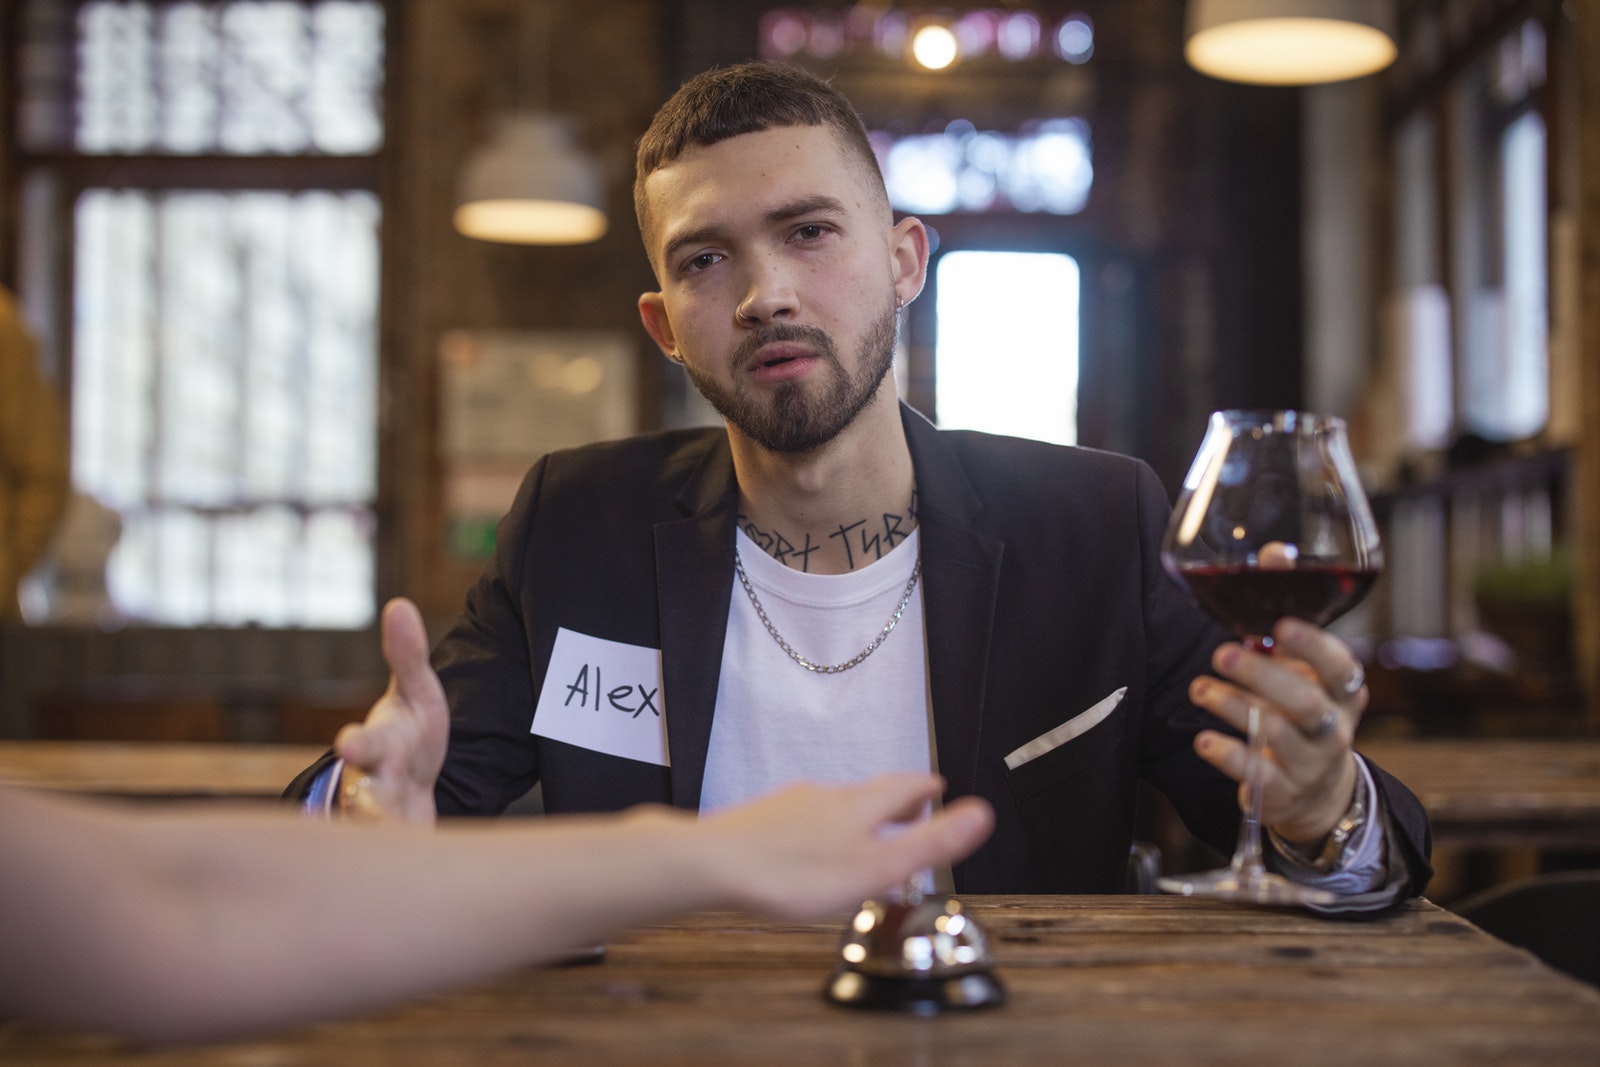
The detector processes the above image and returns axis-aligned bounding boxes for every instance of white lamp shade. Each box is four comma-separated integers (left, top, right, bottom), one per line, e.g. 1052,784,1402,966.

1185,0,1397,85
454,113,608,245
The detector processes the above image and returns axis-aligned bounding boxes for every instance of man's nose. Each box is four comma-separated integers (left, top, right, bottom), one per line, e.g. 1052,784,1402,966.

734,260,798,325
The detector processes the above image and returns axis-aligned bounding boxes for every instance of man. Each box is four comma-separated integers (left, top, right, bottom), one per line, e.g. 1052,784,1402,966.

299,62,1431,911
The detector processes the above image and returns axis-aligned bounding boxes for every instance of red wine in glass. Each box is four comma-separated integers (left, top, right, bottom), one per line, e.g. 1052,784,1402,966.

1158,410,1383,907
1175,562,1380,648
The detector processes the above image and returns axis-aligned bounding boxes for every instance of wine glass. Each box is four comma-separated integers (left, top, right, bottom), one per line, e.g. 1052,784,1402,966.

1158,410,1383,906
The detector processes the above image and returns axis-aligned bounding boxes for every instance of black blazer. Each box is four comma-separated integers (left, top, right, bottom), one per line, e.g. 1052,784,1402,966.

394,404,1431,908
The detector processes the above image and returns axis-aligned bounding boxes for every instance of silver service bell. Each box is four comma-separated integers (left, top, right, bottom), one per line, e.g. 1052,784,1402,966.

824,894,1005,1014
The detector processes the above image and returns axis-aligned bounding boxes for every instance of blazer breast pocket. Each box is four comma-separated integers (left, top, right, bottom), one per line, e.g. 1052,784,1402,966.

1002,688,1127,805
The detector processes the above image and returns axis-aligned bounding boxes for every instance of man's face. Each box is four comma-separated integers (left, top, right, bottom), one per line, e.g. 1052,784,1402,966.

636,125,925,454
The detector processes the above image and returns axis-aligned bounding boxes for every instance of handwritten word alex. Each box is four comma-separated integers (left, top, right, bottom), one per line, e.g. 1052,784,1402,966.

563,663,660,719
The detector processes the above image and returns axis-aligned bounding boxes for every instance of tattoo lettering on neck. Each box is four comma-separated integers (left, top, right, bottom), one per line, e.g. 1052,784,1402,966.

829,518,867,569
884,490,917,549
739,514,820,571
883,512,908,547
739,490,920,573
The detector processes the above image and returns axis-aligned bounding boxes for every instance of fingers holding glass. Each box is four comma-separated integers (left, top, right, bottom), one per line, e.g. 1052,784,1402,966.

1205,641,1351,746
1189,645,1358,819
1271,618,1368,707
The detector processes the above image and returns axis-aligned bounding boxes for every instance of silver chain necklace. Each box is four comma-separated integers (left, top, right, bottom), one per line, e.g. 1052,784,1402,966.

734,549,922,674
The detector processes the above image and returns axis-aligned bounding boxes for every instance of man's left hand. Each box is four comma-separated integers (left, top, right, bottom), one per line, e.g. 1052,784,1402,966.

1187,616,1368,847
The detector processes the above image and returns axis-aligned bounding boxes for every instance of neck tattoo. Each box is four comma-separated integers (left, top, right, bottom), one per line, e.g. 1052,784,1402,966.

734,550,922,674
738,489,919,573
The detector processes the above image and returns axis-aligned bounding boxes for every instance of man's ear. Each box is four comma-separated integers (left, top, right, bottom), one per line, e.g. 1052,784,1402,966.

889,215,930,308
637,292,679,360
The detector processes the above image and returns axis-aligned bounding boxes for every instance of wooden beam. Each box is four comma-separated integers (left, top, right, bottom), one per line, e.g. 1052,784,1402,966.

1578,0,1600,732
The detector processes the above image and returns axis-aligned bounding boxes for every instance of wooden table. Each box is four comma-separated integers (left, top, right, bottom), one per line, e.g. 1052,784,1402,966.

4,896,1598,1065
0,741,323,800
1359,738,1600,850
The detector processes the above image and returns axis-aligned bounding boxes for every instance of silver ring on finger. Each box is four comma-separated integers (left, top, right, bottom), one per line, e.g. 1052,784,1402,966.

1337,662,1366,698
1309,708,1339,740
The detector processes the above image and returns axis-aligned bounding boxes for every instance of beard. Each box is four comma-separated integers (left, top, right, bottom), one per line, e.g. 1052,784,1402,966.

680,299,899,454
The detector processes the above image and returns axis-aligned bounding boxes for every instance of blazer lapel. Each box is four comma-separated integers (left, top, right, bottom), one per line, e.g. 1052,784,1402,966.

902,405,1004,799
655,436,739,811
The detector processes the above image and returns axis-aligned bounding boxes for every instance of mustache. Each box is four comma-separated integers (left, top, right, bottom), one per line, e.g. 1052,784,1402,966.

734,322,836,370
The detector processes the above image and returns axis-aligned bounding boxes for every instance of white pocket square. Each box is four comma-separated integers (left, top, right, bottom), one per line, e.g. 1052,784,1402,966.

1004,687,1128,770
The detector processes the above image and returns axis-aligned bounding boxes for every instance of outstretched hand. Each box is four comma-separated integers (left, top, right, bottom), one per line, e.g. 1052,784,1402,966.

1187,616,1366,846
332,598,449,825
696,774,994,919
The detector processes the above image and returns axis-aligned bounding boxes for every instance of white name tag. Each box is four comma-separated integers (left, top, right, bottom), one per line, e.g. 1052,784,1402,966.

531,628,670,767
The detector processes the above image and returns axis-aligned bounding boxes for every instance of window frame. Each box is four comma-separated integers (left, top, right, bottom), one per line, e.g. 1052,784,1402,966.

1,0,400,628
1386,1,1557,448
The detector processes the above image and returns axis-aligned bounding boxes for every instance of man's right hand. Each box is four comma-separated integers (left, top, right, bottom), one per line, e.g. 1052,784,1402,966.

331,598,448,825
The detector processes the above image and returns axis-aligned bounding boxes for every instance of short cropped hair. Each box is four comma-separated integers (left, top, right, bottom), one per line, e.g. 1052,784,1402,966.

633,61,888,254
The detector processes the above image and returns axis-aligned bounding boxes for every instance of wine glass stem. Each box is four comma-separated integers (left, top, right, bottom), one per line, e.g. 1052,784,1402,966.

1232,703,1267,877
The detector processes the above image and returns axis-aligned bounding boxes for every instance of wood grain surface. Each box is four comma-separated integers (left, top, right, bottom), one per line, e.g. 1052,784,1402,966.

0,741,322,799
4,896,1598,1065
1359,738,1600,848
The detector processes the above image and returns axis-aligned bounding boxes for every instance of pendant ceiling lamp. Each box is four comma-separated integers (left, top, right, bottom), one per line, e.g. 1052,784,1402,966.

1185,0,1397,85
452,2,607,245
453,114,607,245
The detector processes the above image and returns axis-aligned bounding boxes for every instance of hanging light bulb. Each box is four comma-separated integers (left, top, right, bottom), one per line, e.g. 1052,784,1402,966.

1185,0,1397,85
452,1,607,245
911,20,959,70
453,113,607,245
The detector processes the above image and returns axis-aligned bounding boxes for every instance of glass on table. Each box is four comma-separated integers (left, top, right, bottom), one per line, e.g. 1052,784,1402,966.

1159,409,1383,906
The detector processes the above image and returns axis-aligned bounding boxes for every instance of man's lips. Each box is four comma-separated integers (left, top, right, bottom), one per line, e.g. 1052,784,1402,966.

745,341,815,370
743,342,821,382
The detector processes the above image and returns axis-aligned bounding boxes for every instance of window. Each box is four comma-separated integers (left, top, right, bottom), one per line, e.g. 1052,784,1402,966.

1451,18,1548,442
14,0,385,627
875,119,1093,217
1389,110,1452,451
934,250,1079,445
1385,14,1551,452
1372,7,1567,652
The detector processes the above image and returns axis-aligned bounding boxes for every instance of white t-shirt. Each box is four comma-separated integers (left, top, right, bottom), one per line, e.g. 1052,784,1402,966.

699,528,934,815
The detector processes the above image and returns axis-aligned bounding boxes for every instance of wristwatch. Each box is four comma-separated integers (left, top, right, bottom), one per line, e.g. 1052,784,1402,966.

1275,780,1368,874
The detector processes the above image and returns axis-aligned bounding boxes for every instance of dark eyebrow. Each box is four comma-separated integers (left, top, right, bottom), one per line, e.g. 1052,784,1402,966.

766,194,848,224
660,195,849,269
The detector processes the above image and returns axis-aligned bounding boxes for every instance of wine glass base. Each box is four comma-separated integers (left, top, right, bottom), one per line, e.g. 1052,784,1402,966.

1157,866,1338,907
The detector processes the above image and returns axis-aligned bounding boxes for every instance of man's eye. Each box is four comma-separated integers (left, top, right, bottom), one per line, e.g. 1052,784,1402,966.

794,224,828,241
684,252,722,273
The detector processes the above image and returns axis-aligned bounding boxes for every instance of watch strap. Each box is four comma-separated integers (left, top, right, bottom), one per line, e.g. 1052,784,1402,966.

1271,776,1369,874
